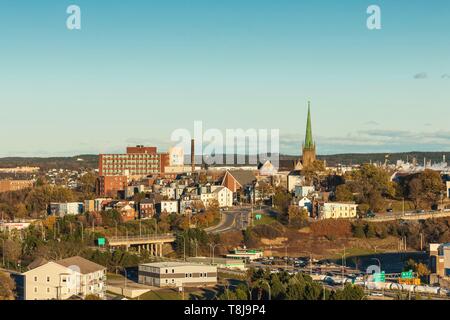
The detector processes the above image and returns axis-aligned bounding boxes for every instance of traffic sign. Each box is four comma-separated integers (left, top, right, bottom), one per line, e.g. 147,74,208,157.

401,270,413,279
255,214,262,220
97,237,106,246
373,271,385,283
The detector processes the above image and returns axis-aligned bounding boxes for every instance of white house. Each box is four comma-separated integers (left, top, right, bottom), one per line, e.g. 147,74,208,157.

287,171,305,193
258,160,278,176
157,200,179,214
212,186,233,208
298,197,312,214
319,202,358,219
294,186,315,198
49,202,83,216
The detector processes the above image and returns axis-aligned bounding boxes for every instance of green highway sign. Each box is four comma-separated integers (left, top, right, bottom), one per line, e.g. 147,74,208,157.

373,271,385,283
97,237,106,246
255,214,262,220
401,270,413,279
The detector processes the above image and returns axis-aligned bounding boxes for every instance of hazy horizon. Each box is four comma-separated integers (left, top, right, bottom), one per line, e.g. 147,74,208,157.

1,0,449,157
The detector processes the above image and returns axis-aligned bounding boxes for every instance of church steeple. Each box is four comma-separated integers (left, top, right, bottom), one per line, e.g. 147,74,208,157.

304,101,314,149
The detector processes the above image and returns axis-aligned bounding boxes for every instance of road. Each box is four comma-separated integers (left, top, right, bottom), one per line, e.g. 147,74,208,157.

204,206,248,234
205,205,272,234
365,210,450,222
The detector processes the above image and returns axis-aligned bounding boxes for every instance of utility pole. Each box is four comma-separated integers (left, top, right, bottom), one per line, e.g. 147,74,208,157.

420,233,423,252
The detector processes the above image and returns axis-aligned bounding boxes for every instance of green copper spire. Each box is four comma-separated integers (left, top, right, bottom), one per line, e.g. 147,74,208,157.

304,101,314,149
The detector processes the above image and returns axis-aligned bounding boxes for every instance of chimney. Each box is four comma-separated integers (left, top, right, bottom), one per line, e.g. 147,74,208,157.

191,139,195,173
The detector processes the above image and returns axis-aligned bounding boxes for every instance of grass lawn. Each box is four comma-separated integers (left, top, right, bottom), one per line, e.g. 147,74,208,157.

106,273,125,280
136,289,182,300
253,211,278,226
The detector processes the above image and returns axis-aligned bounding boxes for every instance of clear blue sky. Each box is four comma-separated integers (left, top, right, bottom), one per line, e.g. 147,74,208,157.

0,0,449,156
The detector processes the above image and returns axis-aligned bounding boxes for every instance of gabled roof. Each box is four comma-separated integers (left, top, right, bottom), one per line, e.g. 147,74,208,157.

226,170,256,187
27,257,48,270
55,256,106,274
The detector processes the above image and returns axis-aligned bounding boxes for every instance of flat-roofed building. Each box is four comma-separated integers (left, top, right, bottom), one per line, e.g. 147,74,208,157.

98,145,169,178
225,248,264,262
187,257,247,271
96,175,128,197
138,262,217,288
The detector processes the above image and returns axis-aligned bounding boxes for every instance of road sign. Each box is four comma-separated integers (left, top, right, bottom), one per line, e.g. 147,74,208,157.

373,271,385,283
401,270,413,279
255,214,262,220
97,237,106,246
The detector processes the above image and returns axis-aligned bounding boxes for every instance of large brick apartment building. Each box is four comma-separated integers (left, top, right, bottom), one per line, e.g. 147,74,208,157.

97,146,170,197
99,146,169,177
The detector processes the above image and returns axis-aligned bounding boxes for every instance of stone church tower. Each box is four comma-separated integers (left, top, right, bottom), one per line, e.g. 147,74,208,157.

301,102,316,168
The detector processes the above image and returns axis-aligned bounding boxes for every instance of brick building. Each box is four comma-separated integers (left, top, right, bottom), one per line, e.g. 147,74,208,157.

98,145,169,178
96,175,128,197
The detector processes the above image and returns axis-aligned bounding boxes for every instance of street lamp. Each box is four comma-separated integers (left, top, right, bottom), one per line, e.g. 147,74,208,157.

372,258,381,271
209,243,221,265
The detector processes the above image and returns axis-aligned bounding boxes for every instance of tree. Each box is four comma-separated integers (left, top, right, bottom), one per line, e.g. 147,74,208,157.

287,205,308,227
0,272,15,300
332,283,365,300
270,274,286,300
335,184,353,202
352,222,366,238
84,294,101,300
3,239,22,266
408,178,423,210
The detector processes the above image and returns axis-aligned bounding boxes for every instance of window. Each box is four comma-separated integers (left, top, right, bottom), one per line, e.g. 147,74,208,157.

47,276,50,282
34,276,38,282
47,287,50,293
172,269,175,273
34,287,38,293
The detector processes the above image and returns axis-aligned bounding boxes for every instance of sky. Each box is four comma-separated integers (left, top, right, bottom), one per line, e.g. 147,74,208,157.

0,0,449,157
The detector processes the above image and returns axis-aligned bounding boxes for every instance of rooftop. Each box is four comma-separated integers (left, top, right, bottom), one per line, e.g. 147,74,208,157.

140,261,212,268
56,256,106,274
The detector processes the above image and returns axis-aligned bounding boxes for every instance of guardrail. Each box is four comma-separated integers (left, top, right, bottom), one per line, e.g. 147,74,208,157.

363,210,450,222
107,234,175,242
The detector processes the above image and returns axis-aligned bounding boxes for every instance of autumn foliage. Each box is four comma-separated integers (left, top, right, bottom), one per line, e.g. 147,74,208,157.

310,219,352,240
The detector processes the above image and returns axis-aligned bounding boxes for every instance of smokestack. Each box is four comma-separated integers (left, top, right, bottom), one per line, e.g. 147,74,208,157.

191,139,195,173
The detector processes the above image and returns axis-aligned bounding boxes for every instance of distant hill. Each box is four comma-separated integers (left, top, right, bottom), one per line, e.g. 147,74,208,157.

0,151,448,171
0,155,98,171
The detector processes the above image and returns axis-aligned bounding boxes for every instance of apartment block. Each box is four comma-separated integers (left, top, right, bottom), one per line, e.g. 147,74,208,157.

15,256,106,300
96,175,128,197
98,145,169,178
